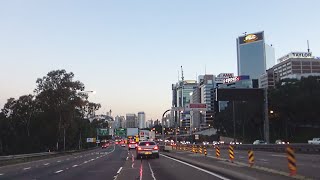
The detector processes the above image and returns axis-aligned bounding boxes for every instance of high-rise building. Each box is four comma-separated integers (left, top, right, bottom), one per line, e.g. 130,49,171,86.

172,80,198,130
138,112,146,129
237,31,275,80
260,52,320,88
126,113,137,128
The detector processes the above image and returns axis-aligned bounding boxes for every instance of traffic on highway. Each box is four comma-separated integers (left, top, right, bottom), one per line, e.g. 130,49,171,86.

1,1,320,180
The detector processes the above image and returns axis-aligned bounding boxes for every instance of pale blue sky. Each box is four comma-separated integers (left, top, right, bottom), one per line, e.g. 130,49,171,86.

0,0,319,120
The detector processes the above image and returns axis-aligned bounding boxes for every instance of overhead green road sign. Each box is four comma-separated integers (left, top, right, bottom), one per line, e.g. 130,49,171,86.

115,128,126,137
97,128,109,136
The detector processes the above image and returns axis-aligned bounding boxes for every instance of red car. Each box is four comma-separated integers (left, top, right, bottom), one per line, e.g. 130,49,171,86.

128,142,138,150
101,143,109,148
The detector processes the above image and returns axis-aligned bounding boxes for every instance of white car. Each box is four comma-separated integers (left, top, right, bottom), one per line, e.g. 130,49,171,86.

253,140,267,145
308,138,320,145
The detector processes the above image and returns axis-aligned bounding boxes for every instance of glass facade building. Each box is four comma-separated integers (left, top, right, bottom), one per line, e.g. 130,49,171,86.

237,31,275,80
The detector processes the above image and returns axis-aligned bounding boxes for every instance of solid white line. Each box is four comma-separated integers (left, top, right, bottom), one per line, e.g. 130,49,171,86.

161,154,230,180
72,164,78,167
117,167,123,174
23,167,31,170
148,162,157,180
0,173,4,176
44,163,50,166
55,170,63,174
57,160,61,163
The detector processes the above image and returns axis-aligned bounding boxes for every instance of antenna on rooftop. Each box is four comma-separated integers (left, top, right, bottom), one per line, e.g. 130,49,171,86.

307,40,310,53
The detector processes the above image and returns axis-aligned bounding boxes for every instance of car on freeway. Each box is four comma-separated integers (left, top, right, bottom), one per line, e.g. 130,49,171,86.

101,143,110,148
230,141,242,145
202,141,209,146
253,140,267,145
308,138,320,144
128,142,137,150
275,140,289,144
136,141,159,159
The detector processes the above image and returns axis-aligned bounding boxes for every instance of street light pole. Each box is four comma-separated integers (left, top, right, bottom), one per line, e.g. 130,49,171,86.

162,109,171,145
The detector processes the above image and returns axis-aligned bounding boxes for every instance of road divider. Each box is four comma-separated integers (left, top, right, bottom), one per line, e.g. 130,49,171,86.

286,146,297,176
229,145,234,163
247,150,254,167
216,146,220,158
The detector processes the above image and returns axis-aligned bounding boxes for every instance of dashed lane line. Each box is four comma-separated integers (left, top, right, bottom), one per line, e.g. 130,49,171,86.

54,170,63,174
44,163,50,166
72,164,78,167
23,167,31,170
117,167,123,174
0,173,4,176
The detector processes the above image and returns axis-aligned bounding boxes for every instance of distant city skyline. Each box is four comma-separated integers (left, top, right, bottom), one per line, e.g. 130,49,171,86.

1,0,320,120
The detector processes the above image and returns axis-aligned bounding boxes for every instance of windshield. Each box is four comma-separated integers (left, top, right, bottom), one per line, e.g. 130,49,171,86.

0,1,319,180
139,142,156,146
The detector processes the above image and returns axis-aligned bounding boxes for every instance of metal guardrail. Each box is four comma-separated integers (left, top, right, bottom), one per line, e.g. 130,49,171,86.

0,147,97,166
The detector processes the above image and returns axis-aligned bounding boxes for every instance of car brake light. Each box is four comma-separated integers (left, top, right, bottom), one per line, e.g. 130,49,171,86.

146,143,149,146
154,146,158,150
135,144,138,147
138,147,142,151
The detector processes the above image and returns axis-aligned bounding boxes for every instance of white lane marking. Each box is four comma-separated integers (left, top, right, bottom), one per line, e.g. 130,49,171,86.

57,160,61,163
259,159,269,162
91,158,95,161
126,156,129,161
83,161,88,164
239,156,245,159
161,154,231,180
271,154,286,157
0,173,4,176
148,162,156,180
117,167,123,174
23,167,31,170
44,163,50,166
55,170,63,174
72,164,78,167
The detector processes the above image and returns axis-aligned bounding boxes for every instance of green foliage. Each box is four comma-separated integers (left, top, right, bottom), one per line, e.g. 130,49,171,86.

0,70,102,155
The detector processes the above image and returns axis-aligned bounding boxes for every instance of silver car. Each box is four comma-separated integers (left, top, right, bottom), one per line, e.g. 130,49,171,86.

136,141,159,159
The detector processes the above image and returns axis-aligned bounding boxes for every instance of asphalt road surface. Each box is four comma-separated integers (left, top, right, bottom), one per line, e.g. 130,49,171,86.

1,144,317,180
206,147,320,179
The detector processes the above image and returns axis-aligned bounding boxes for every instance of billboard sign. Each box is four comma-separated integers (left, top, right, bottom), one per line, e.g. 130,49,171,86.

217,73,234,78
239,32,264,45
185,103,207,111
86,138,96,143
223,75,250,84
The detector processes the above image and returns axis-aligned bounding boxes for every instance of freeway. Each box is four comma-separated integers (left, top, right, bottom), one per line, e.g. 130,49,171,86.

0,143,315,180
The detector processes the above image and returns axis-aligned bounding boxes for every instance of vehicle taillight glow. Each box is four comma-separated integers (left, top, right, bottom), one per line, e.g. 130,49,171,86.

135,144,138,147
138,147,142,151
153,146,158,150
146,143,149,146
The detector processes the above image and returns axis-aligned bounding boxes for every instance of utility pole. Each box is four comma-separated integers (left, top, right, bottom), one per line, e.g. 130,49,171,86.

264,88,270,143
233,101,236,142
63,128,66,151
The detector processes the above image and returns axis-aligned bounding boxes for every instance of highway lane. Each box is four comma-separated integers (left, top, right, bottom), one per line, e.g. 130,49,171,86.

206,148,320,179
0,144,125,180
116,149,230,180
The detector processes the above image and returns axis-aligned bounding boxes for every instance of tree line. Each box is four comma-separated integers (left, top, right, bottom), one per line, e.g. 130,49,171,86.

214,76,320,143
0,70,106,155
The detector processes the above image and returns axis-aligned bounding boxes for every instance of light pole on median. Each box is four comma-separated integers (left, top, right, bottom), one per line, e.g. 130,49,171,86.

162,109,171,145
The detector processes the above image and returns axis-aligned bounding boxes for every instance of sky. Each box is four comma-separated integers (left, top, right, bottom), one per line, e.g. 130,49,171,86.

0,0,319,120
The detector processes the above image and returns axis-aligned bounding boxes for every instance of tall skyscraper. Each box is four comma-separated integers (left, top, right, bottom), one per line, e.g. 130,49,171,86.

237,31,275,80
138,112,146,129
126,113,137,128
